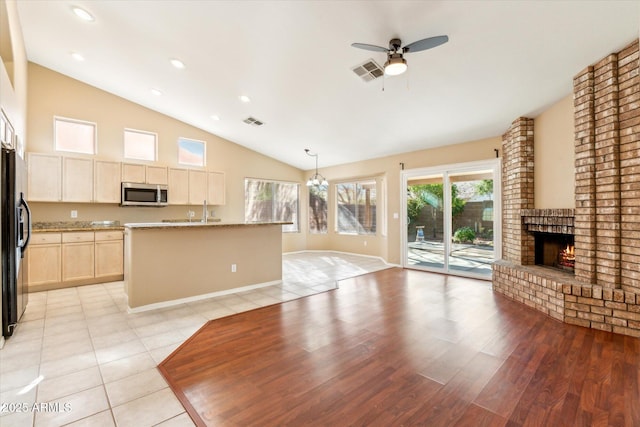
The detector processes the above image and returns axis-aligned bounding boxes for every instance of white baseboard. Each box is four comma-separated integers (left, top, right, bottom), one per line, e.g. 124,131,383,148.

127,280,282,314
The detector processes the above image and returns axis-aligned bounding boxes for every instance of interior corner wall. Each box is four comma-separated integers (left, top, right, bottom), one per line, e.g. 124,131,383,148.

534,94,575,209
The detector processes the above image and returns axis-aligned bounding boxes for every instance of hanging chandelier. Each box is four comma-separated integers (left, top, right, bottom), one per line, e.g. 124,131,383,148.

305,149,328,187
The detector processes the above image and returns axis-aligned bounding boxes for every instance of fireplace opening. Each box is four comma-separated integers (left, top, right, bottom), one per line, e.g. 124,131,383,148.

534,233,575,273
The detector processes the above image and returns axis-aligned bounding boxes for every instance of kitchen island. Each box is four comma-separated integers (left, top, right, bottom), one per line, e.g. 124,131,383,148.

124,222,289,311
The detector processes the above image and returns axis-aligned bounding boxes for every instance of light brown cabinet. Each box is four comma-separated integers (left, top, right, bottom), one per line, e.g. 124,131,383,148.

27,230,124,291
188,170,207,205
27,153,62,202
122,163,168,185
207,171,226,205
27,233,62,287
95,231,124,278
62,232,95,281
168,168,189,205
63,157,94,202
94,160,121,203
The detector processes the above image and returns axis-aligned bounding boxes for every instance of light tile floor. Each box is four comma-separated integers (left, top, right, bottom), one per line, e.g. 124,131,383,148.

0,251,389,427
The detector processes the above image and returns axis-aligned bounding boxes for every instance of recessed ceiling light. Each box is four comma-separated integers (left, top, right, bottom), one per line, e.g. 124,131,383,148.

71,6,94,22
150,88,163,96
239,95,251,103
71,52,85,62
170,58,185,69
210,115,220,121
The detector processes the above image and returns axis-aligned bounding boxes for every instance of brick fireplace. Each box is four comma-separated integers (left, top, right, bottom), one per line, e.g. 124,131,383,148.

492,40,640,338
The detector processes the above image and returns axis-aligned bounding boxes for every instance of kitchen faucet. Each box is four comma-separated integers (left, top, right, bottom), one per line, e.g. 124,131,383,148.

202,200,208,223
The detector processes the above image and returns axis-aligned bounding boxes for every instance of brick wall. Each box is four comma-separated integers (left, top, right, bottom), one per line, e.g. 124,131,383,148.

493,39,640,339
501,117,535,265
619,40,640,293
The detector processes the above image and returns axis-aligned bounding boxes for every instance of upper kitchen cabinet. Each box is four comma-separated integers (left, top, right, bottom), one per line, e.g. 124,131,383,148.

94,160,121,203
207,171,226,205
28,153,62,201
63,157,94,202
188,170,207,205
122,163,168,185
168,167,189,205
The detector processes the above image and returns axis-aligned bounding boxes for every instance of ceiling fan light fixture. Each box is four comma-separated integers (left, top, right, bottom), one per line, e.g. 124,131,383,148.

384,54,407,76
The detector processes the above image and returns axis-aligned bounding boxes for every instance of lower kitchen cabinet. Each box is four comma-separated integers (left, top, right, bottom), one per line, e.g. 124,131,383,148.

27,230,124,292
27,233,62,287
95,231,124,278
62,233,95,282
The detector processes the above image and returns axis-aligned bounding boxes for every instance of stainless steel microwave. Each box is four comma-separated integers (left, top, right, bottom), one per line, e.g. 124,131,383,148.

121,182,168,207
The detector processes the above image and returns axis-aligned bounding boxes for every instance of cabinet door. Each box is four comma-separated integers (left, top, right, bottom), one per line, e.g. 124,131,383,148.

122,163,146,183
28,153,62,202
146,166,168,185
207,171,226,205
94,160,121,203
168,168,189,205
95,240,124,278
63,157,94,202
188,170,207,205
62,242,95,281
27,244,62,287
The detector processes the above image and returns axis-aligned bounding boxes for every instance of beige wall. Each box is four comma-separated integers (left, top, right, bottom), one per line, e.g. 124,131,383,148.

533,94,575,208
27,63,307,252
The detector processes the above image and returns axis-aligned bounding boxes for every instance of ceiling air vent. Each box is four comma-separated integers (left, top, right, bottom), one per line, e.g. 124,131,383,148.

351,59,384,82
243,117,264,126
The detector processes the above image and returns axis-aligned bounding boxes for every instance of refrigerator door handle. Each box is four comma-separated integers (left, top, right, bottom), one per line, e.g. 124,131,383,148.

18,192,31,258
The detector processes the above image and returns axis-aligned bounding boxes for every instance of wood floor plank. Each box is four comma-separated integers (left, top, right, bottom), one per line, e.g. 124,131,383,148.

158,268,640,426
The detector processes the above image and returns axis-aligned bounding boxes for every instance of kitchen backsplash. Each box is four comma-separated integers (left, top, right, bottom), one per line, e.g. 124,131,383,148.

29,202,222,224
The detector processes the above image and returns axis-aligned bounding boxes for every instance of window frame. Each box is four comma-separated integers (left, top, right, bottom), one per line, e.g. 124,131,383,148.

335,178,377,236
177,137,206,167
123,128,158,162
53,116,97,155
244,178,300,233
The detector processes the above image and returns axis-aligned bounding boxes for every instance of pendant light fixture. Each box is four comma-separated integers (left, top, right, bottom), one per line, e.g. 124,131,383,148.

305,149,328,187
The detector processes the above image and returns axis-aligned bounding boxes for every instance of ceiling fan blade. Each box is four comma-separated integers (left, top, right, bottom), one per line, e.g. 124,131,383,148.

351,43,389,53
402,35,449,53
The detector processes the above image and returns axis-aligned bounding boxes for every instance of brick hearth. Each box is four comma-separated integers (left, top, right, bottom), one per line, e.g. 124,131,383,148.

493,39,640,338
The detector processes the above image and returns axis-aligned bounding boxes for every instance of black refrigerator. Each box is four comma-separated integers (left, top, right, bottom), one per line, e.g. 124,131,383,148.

1,147,31,338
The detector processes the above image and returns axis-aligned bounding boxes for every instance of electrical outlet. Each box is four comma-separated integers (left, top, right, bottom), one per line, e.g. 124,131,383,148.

393,212,399,219
70,210,78,218
364,241,367,246
231,264,237,273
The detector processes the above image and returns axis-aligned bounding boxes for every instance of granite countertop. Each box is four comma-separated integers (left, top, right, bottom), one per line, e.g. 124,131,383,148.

33,221,125,233
124,221,292,230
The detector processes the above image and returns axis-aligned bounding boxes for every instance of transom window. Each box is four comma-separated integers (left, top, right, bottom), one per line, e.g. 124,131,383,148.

124,128,157,161
178,137,206,167
244,178,299,233
54,116,96,155
336,180,376,235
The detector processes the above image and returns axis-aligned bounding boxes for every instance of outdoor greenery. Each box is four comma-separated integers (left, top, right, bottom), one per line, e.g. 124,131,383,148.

407,183,465,225
453,226,476,243
475,179,493,196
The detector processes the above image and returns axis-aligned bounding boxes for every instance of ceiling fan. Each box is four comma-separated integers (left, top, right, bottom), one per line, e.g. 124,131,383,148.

351,35,449,76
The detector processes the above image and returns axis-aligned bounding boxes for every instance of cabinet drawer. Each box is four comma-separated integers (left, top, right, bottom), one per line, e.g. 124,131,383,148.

31,233,62,244
95,231,124,241
62,232,95,243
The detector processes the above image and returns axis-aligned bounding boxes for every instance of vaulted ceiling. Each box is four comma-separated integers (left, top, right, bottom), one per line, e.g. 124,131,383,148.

16,1,639,169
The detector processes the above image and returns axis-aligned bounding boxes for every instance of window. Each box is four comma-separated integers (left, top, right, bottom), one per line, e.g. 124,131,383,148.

245,178,299,233
336,180,376,235
124,129,157,161
178,137,206,167
54,116,96,154
309,185,328,234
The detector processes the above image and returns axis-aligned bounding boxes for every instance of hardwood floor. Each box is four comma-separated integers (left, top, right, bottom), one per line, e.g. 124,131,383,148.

158,268,640,426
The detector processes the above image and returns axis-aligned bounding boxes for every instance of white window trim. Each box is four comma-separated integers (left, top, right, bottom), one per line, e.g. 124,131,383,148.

53,116,97,155
335,178,378,236
177,137,207,167
123,128,158,162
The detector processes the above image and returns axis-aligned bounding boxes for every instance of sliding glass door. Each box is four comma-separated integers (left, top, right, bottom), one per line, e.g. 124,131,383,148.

402,159,500,279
